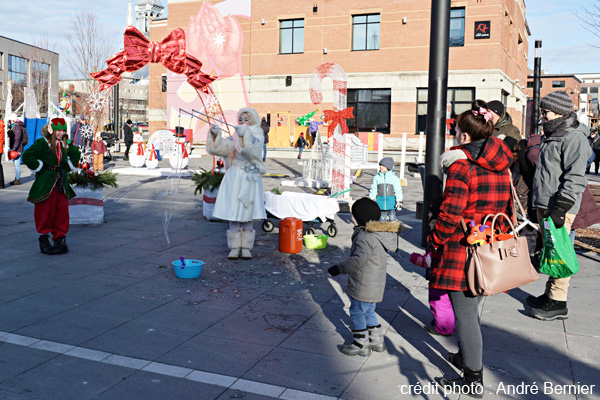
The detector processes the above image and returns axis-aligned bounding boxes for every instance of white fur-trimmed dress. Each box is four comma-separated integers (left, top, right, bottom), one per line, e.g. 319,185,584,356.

206,123,266,222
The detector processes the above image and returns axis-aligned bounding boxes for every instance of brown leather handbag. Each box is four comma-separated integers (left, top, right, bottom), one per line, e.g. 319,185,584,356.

462,213,539,296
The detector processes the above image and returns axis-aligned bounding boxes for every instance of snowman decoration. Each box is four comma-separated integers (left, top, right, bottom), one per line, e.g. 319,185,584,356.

129,132,146,168
146,143,159,169
169,126,189,170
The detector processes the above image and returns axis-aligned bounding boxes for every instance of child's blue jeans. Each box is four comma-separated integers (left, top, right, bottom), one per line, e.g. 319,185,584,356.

349,297,379,331
380,209,397,221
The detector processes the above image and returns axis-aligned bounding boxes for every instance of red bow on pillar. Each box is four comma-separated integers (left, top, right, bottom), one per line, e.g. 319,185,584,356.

91,26,216,91
323,107,354,138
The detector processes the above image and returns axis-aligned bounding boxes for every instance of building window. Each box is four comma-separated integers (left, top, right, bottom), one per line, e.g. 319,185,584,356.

279,19,304,54
347,89,391,133
581,87,588,94
501,90,509,106
352,14,380,51
552,80,566,88
161,75,167,92
8,54,28,110
416,87,475,134
8,54,28,85
527,81,534,88
449,8,465,47
31,61,49,114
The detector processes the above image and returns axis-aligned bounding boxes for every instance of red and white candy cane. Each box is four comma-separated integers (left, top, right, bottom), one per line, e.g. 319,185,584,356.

309,63,352,198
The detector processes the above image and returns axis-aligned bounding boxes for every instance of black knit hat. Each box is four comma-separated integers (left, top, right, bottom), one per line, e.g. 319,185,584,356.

379,157,394,171
352,198,381,226
487,100,505,117
540,91,573,116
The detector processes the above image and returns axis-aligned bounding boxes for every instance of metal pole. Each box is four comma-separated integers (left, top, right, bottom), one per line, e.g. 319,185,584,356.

421,0,451,247
531,40,542,136
113,83,120,139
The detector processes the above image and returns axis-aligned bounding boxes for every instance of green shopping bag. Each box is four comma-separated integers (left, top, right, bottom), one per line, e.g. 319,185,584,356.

539,217,579,278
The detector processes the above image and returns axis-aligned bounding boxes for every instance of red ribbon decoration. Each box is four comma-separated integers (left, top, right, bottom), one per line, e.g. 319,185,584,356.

136,143,145,156
323,107,354,138
91,26,216,92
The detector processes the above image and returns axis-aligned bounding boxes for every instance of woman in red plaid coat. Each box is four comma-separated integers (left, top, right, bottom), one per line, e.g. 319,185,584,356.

428,100,513,398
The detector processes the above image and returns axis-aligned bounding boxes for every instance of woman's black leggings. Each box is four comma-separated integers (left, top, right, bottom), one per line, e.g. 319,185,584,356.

449,290,483,371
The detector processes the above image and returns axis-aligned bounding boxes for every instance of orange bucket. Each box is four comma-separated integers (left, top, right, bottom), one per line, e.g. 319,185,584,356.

279,217,303,254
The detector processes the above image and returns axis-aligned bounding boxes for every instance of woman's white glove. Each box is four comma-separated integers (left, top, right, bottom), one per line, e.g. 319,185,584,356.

209,124,220,139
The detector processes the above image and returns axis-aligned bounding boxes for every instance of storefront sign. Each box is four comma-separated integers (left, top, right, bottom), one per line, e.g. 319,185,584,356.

475,21,491,39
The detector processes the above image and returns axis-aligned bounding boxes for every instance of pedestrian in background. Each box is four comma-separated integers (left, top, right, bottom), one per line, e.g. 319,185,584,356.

123,119,134,161
261,117,269,162
429,99,513,397
0,117,5,189
528,91,591,321
7,113,24,186
296,132,309,159
92,133,107,172
369,157,403,221
587,130,599,173
327,198,401,356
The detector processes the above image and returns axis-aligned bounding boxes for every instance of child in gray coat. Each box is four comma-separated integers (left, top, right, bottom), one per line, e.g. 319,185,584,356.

328,197,402,356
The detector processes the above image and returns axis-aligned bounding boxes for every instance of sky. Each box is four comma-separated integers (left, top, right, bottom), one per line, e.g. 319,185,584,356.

0,0,599,77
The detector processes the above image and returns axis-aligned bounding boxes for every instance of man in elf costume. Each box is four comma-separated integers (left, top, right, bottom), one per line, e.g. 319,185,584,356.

22,118,81,255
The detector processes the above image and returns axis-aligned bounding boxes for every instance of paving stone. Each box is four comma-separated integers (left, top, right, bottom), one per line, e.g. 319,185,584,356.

94,369,226,400
242,347,363,397
0,342,57,383
0,355,135,400
158,333,273,377
82,322,196,360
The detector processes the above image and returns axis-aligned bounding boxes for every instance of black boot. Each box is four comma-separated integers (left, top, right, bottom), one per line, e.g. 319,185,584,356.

526,293,549,308
438,367,484,399
39,235,53,254
446,351,466,371
530,299,568,320
49,237,69,255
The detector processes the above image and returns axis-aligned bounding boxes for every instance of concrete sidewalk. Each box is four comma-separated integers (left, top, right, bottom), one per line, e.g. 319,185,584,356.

0,155,599,400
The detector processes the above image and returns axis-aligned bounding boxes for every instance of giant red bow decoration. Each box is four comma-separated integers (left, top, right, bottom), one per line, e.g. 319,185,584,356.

91,26,216,92
323,107,354,138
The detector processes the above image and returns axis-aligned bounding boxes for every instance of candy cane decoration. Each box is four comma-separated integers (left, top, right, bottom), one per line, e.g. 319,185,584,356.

309,63,352,199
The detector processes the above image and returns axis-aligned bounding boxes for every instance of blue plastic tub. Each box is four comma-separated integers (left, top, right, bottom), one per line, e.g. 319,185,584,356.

172,259,203,279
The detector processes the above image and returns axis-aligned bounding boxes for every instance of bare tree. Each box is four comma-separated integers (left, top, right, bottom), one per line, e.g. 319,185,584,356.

576,3,600,45
65,10,118,94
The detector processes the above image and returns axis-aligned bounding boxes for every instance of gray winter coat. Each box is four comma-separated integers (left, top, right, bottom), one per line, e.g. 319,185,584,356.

338,220,402,303
532,114,591,214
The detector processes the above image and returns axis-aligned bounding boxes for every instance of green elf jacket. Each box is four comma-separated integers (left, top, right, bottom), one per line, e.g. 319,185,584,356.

22,137,81,203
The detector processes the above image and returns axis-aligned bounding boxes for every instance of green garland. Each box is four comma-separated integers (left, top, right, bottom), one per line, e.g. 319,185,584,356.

68,171,119,190
192,168,224,195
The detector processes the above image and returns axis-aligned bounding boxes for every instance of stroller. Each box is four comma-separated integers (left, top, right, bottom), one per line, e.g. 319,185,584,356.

101,131,118,161
263,191,339,237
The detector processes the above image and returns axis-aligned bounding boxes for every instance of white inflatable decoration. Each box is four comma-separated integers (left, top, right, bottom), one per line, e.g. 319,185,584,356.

129,132,146,168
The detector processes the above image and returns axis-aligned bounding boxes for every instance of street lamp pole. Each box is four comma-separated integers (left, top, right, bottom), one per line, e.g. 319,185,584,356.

421,0,451,247
532,40,542,136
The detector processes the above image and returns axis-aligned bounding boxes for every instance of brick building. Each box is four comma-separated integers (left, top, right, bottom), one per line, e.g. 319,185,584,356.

148,0,529,147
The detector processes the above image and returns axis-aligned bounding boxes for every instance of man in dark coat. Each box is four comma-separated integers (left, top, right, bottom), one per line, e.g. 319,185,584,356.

123,119,134,161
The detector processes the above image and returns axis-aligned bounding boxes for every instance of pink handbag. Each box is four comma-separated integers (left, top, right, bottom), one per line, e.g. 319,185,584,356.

462,213,539,296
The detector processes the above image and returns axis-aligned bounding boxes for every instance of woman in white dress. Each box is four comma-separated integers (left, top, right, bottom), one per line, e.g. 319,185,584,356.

206,108,266,260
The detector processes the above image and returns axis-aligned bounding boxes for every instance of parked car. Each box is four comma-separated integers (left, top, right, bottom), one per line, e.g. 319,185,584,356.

134,122,148,132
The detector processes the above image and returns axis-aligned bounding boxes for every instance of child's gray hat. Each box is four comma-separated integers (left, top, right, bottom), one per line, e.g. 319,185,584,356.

379,157,394,171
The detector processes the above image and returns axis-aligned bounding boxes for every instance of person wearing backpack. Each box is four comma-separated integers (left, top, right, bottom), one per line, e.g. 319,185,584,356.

7,113,25,185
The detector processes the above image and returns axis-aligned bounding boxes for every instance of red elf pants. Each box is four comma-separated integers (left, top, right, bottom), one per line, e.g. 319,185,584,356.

34,187,70,239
